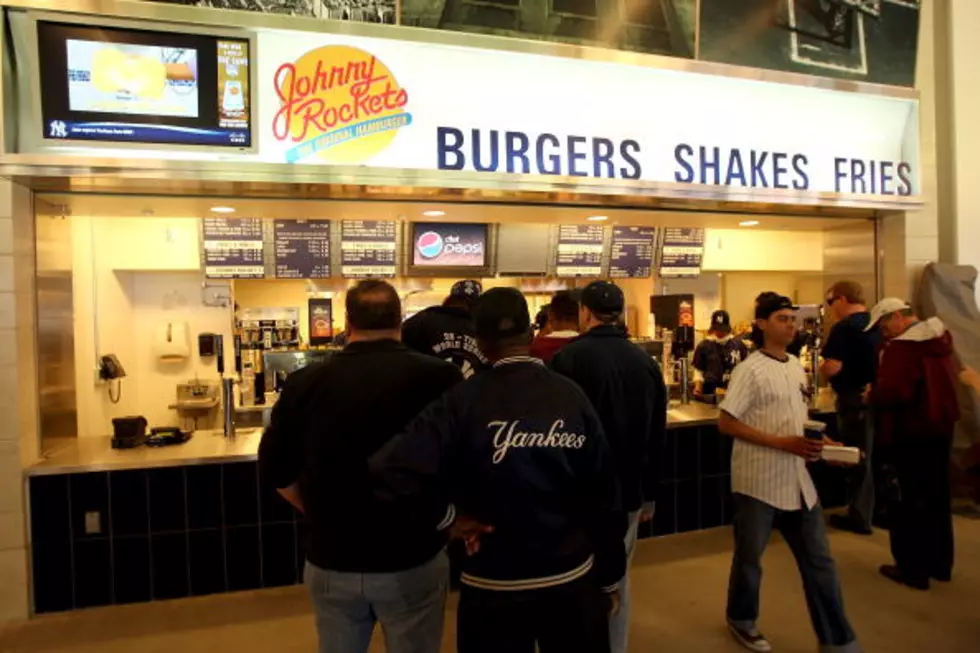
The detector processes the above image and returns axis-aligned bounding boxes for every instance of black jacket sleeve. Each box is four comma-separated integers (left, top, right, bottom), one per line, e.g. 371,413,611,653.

258,366,315,490
369,392,460,531
581,402,627,592
643,358,669,506
401,312,430,357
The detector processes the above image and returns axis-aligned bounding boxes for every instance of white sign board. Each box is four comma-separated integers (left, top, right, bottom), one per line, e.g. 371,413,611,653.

256,30,920,200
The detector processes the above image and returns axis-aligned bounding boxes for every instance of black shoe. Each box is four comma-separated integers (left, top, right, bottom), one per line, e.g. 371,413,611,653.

879,564,930,590
829,514,873,535
727,620,773,652
931,571,952,582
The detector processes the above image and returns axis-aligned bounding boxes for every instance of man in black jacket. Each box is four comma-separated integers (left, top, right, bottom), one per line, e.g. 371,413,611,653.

371,287,625,653
551,280,669,653
258,279,462,653
402,279,489,378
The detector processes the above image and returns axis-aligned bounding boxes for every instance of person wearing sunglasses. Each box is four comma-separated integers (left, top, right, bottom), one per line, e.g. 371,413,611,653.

821,281,880,535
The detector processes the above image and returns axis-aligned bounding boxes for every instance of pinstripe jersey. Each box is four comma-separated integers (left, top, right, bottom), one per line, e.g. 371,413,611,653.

720,351,819,511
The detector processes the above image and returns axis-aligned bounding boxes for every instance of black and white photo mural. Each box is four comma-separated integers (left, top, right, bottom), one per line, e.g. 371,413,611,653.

150,0,396,24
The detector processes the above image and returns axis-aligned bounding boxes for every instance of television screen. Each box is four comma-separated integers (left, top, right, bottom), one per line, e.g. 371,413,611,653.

37,21,252,148
412,223,488,267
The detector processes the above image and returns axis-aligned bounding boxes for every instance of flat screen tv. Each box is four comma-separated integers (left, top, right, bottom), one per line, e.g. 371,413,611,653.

411,222,489,268
35,20,254,149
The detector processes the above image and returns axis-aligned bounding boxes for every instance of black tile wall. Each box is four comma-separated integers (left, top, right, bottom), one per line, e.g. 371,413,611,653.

113,537,152,604
110,470,149,537
69,473,109,540
151,533,190,600
28,427,847,614
148,467,186,533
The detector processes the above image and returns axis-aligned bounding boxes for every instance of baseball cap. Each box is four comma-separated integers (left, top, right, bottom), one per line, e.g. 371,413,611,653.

580,281,625,316
754,293,797,320
865,297,911,331
710,309,732,333
450,279,483,300
474,287,532,341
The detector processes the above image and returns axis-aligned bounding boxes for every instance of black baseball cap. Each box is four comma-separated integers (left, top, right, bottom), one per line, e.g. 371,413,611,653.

581,281,624,316
710,310,732,333
450,279,483,300
754,292,797,320
474,287,532,341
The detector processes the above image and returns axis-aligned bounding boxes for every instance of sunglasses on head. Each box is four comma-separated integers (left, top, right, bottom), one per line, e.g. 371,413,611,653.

826,296,839,306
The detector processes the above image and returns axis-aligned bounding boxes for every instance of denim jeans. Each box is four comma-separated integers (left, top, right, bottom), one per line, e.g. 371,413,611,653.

727,494,860,653
609,509,642,653
838,407,875,530
305,551,448,653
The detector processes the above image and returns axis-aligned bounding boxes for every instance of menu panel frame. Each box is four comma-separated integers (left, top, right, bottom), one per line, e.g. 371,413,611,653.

273,219,331,279
202,216,265,279
609,226,656,279
555,224,606,278
341,220,398,279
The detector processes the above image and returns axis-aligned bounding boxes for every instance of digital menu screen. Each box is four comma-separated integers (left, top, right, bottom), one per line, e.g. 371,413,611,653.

274,220,331,279
38,21,252,148
412,223,488,267
609,226,656,278
203,217,265,279
342,220,397,278
556,225,605,277
659,228,705,278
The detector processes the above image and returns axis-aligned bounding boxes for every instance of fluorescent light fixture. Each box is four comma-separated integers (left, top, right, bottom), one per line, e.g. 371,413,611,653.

210,206,236,214
739,220,760,227
422,210,446,217
586,215,608,222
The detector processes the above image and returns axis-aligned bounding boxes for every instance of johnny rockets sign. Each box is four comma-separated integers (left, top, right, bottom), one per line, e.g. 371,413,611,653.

254,30,920,201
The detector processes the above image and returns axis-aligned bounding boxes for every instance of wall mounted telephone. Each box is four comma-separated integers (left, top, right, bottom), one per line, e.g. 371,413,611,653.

99,354,126,381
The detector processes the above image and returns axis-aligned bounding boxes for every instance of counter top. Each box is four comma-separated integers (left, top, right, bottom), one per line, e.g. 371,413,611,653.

26,391,838,476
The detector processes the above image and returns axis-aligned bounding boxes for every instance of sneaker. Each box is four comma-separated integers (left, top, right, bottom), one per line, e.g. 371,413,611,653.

828,514,873,535
727,620,773,652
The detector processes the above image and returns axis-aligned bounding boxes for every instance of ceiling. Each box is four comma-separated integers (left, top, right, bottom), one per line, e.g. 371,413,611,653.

37,194,873,233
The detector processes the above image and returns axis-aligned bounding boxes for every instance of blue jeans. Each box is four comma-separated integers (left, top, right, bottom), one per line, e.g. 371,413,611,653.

305,551,448,653
727,494,860,653
609,510,641,653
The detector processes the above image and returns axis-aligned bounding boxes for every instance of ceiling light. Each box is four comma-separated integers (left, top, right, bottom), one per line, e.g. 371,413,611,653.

739,220,760,227
586,215,608,222
422,210,446,217
210,206,236,214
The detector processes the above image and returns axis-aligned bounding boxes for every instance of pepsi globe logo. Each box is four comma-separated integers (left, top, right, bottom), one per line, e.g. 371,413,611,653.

416,231,445,259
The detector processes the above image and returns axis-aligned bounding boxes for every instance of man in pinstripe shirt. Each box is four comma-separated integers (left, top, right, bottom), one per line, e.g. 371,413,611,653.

719,294,860,653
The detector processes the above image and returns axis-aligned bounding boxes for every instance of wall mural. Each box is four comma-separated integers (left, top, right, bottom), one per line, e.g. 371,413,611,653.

145,0,920,87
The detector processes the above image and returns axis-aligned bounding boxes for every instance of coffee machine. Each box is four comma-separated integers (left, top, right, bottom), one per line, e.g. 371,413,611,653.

235,307,300,406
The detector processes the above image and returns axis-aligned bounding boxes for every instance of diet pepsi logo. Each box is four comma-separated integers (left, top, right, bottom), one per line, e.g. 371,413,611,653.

416,231,445,259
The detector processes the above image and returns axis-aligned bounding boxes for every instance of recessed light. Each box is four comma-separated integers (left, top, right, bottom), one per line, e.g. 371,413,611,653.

210,206,236,214
422,210,446,217
739,220,760,227
586,215,608,222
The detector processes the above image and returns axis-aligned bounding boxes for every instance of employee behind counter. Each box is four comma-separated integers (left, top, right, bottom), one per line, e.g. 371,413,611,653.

692,310,749,400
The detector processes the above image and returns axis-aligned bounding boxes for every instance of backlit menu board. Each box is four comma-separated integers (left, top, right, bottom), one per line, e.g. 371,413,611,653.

341,220,397,278
609,226,656,278
273,219,330,279
556,225,605,277
659,228,705,278
203,217,264,278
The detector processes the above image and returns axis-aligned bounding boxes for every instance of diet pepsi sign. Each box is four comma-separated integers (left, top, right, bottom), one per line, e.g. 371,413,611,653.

412,223,488,267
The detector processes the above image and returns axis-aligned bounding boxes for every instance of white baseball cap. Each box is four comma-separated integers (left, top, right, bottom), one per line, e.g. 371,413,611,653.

865,297,911,331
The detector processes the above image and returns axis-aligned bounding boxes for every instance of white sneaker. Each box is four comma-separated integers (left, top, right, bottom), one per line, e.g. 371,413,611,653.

728,620,773,652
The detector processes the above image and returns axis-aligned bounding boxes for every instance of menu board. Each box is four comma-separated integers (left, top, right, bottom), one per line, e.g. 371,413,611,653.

556,225,605,277
609,226,656,278
341,220,397,278
659,228,705,278
273,219,331,279
203,217,264,278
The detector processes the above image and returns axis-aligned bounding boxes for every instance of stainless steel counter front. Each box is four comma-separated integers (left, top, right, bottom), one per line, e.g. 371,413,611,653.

25,391,838,476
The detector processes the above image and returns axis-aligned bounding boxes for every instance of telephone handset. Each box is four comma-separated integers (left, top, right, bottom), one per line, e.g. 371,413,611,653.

99,354,126,380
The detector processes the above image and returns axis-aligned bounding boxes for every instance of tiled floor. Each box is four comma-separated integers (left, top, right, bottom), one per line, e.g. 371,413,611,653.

3,517,979,652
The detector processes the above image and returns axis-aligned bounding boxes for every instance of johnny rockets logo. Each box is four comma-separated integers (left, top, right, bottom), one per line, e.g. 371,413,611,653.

272,45,411,164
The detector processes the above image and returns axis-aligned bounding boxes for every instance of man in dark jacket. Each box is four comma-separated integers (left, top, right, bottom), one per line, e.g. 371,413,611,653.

821,280,879,535
402,279,489,378
258,279,463,653
693,309,749,398
371,287,625,653
868,298,960,590
550,281,668,653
